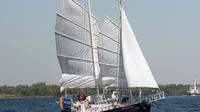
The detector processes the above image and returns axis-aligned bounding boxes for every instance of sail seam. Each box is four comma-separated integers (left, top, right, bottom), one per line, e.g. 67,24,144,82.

100,32,119,43
57,13,90,32
98,47,119,54
99,62,118,67
57,54,94,63
57,13,99,37
55,31,92,47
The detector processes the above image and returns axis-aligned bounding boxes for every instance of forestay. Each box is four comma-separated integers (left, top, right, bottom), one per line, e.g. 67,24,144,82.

121,8,158,88
55,0,100,88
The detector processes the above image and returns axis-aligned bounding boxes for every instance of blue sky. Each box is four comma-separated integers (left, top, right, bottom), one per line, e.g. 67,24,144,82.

0,0,200,85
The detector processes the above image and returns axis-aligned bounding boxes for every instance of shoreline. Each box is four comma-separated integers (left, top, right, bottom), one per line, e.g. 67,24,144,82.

0,94,57,99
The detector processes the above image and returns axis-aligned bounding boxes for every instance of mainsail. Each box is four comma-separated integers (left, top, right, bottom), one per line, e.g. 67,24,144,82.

55,0,100,88
121,8,158,88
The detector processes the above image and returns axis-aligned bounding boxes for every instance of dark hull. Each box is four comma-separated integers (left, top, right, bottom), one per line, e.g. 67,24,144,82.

103,102,151,112
61,102,151,112
187,93,200,96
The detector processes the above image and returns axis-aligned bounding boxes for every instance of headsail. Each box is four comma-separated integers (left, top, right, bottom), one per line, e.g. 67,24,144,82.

55,0,100,88
121,8,158,88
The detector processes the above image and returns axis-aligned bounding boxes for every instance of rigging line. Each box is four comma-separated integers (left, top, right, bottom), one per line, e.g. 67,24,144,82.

105,16,120,28
117,0,123,95
87,0,100,99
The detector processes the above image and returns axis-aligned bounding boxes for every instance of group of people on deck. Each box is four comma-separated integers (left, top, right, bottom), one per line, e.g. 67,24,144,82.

77,90,121,109
60,90,124,111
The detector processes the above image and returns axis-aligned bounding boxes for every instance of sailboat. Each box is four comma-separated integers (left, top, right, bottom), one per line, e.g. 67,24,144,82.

187,80,200,96
55,0,165,112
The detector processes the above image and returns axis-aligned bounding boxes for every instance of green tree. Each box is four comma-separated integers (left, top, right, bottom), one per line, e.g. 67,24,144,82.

16,85,30,96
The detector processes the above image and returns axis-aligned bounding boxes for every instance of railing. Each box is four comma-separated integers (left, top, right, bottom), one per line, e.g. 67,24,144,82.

73,99,115,112
79,92,165,111
66,92,166,112
145,91,165,103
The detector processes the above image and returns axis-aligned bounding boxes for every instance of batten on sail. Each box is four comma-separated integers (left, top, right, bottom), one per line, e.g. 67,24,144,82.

121,8,158,88
55,0,100,88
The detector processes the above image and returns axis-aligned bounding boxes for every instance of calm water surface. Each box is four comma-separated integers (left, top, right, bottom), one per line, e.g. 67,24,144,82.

0,96,200,112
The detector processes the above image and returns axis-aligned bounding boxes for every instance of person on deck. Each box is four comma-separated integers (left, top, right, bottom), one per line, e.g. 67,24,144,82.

111,91,118,108
84,96,92,109
112,91,118,100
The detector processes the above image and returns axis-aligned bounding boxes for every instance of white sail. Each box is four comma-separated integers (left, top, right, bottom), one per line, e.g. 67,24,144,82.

59,74,116,88
59,74,95,88
121,8,158,88
55,0,100,88
98,17,119,79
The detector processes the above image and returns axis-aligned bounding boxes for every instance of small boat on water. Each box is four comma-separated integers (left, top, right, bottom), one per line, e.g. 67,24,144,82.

55,0,165,111
187,80,200,96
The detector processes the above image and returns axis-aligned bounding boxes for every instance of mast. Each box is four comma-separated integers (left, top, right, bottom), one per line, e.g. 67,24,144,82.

65,88,67,97
129,88,133,103
117,0,122,95
87,0,100,99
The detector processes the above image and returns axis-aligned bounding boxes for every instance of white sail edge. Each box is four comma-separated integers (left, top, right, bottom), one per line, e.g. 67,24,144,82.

58,0,98,29
72,0,98,20
121,8,159,88
105,16,119,28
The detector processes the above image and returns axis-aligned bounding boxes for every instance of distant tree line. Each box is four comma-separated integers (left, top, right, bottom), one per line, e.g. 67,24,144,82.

159,84,190,96
0,82,191,97
0,82,60,97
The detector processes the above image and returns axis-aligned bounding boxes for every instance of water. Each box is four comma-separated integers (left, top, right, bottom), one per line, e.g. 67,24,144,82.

0,96,200,112
0,97,60,112
151,96,200,112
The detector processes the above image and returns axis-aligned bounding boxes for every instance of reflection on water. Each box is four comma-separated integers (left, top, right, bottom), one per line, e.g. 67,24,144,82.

0,96,200,112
